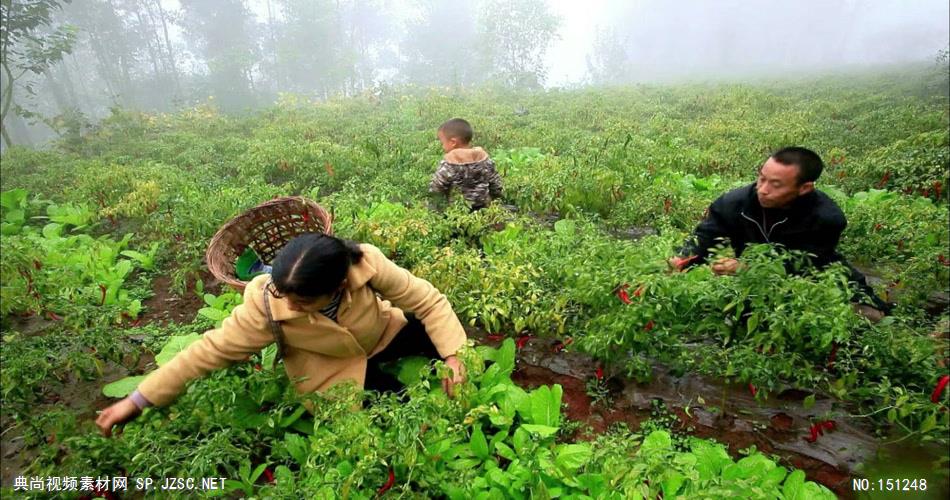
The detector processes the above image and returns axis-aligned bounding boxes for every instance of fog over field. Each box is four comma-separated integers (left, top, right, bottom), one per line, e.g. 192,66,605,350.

1,0,948,147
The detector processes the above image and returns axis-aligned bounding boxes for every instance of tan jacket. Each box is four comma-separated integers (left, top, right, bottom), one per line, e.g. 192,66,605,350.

137,244,467,406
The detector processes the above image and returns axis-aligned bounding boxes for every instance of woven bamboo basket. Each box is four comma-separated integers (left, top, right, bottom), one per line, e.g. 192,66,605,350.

206,196,333,292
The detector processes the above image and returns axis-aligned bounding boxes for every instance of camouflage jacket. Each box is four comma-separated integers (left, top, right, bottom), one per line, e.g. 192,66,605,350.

429,147,503,209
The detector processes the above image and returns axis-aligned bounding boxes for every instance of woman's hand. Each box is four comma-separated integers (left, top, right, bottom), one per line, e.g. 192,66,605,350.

96,398,141,437
442,355,466,398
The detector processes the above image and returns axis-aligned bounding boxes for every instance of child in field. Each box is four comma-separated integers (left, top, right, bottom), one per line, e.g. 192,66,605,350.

429,118,503,211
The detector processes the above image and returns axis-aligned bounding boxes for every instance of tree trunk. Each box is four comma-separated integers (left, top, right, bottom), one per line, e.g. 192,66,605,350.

151,0,180,94
1,123,12,149
1,60,16,147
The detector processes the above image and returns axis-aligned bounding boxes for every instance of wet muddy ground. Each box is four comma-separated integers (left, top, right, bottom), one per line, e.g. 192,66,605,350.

469,329,950,499
3,271,946,498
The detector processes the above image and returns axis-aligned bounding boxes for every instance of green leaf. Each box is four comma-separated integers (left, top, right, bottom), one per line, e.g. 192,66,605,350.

553,219,576,236
577,473,606,496
512,427,531,455
920,413,937,434
527,384,562,427
42,222,63,239
155,334,202,366
520,424,559,438
495,338,516,375
764,465,787,487
0,222,21,235
249,463,268,482
5,209,25,224
231,398,268,429
198,307,228,323
782,470,805,499
470,424,490,460
283,433,309,466
0,189,28,210
494,442,517,461
661,471,685,497
690,439,731,481
101,375,146,398
639,430,672,455
279,406,307,428
393,356,431,386
554,443,591,470
803,394,816,410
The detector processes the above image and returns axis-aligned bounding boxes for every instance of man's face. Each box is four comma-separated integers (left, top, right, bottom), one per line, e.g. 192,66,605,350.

756,157,813,208
437,130,461,153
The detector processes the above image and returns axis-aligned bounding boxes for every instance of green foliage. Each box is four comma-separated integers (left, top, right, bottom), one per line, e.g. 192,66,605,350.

2,71,949,489
197,290,243,328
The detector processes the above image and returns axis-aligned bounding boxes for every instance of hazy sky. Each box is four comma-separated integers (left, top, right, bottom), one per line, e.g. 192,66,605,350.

188,0,949,86
544,0,950,85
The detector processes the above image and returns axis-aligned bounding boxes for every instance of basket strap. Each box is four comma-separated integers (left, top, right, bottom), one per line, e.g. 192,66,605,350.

262,279,286,369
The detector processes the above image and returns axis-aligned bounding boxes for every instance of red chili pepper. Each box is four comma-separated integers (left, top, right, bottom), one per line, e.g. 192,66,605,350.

254,364,262,371
644,320,655,332
552,337,574,353
663,198,672,214
617,287,632,304
804,424,820,443
486,334,505,342
131,318,142,327
46,311,62,321
922,188,931,198
939,255,948,266
515,335,533,350
99,284,107,306
935,181,943,199
633,285,644,298
873,223,882,231
595,366,604,380
263,467,275,483
673,255,699,270
827,342,839,370
748,384,757,397
932,375,949,403
33,259,42,270
301,211,310,223
897,239,904,251
377,468,395,496
804,420,836,443
876,171,890,188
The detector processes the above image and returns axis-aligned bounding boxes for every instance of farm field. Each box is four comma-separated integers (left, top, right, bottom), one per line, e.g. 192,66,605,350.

1,67,948,498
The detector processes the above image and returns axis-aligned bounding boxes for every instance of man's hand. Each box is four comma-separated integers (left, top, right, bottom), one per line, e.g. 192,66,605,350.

95,398,141,437
442,355,466,398
853,304,885,323
711,258,741,276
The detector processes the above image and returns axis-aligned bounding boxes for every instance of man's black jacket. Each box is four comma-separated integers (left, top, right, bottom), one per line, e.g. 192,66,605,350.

678,183,889,311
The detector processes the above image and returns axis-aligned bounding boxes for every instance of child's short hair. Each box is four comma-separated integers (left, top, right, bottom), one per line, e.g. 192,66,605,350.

439,118,473,143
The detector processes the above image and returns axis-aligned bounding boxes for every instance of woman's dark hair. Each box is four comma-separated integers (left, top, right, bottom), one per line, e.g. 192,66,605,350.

270,233,363,298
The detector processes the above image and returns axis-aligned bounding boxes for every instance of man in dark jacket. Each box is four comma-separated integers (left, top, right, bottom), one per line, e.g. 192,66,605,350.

669,146,889,320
